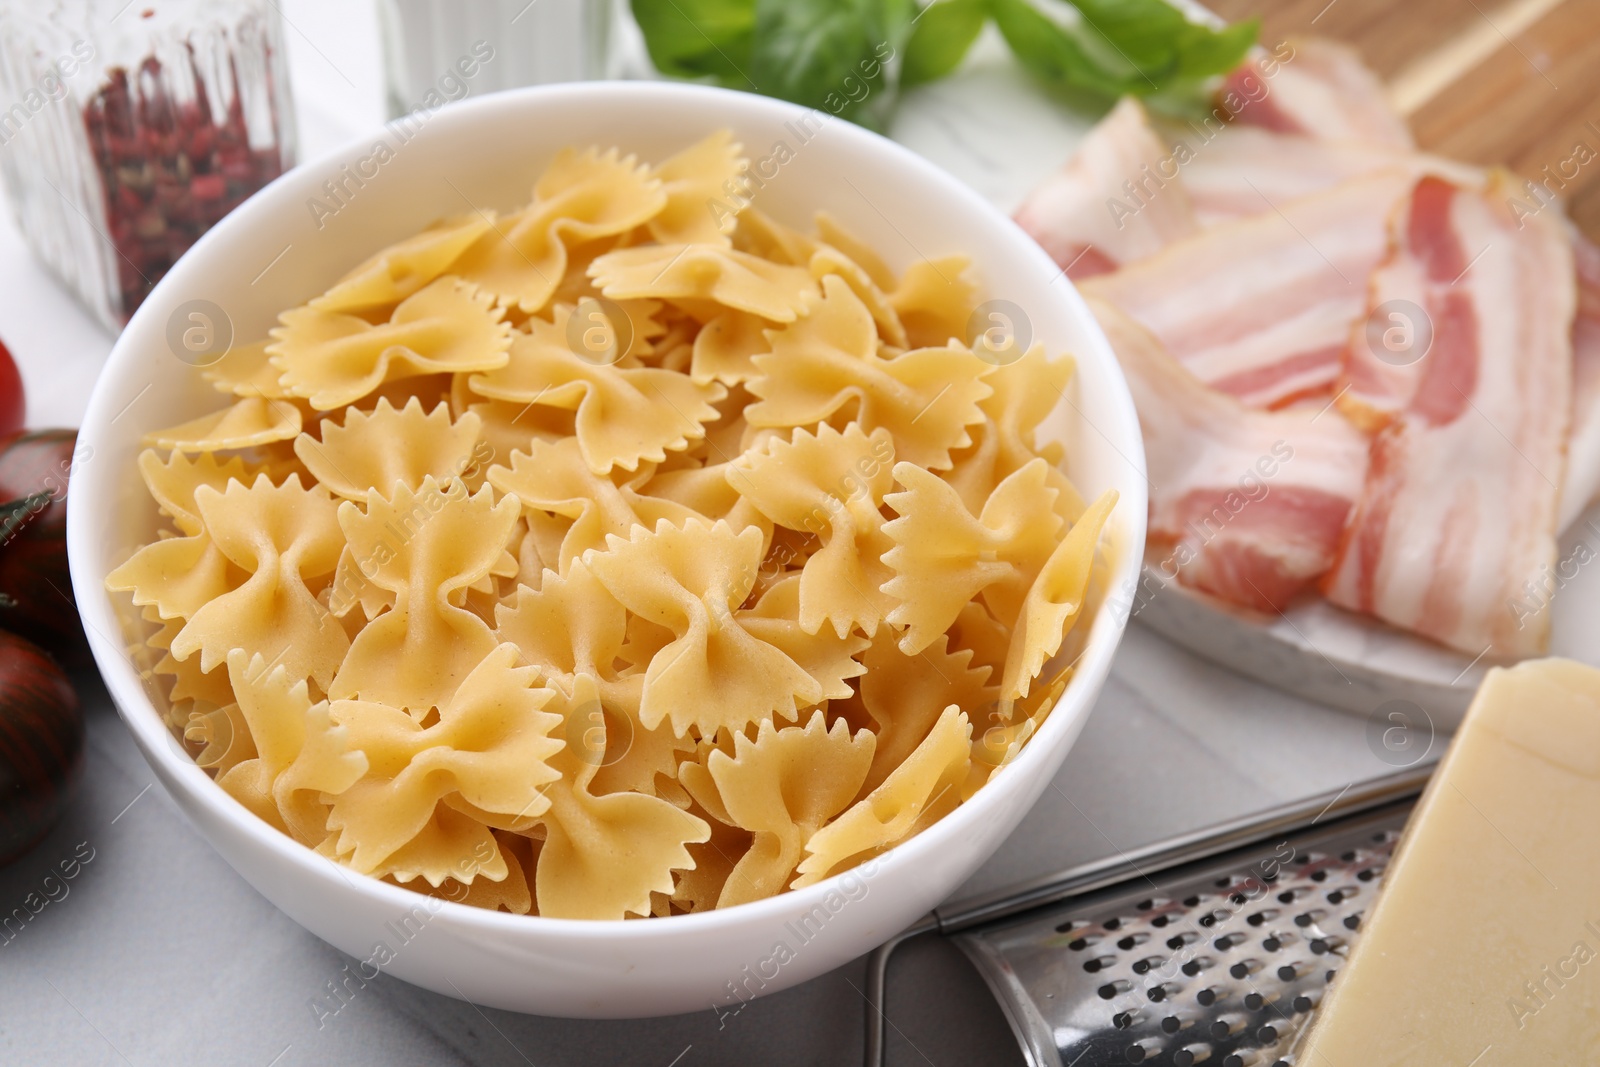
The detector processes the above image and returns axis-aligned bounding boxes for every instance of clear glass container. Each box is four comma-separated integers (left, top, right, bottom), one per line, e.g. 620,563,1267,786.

0,0,296,330
376,0,613,121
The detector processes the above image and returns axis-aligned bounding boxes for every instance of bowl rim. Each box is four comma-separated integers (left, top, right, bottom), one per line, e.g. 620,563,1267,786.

67,78,1149,942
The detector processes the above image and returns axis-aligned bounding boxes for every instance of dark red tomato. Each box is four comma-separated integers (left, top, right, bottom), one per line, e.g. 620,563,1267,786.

0,630,83,865
0,431,88,665
0,339,22,438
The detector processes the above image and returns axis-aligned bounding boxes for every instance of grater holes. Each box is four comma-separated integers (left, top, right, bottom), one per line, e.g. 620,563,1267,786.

1184,895,1202,907
1056,918,1092,934
1084,955,1117,973
1169,931,1199,950
1181,957,1213,977
1173,1046,1211,1066
1343,913,1362,931
1228,958,1262,979
1309,936,1344,955
1119,932,1152,950
1067,935,1101,951
1246,909,1278,927
1293,909,1326,928
1147,981,1183,1002
1196,987,1220,1006
1112,1010,1140,1030
1132,956,1166,975
1100,980,1133,999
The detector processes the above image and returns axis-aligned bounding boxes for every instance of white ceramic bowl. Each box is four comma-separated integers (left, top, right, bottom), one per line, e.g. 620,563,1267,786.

67,81,1147,1018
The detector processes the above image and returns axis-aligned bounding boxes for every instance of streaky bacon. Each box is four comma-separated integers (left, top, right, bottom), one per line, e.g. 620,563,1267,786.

1179,126,1482,227
1088,296,1370,614
1012,97,1196,281
1322,175,1575,656
1559,232,1600,530
1081,170,1416,409
1222,38,1413,150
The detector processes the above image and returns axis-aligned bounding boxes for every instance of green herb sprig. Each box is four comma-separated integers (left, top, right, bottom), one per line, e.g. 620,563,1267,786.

629,0,1258,126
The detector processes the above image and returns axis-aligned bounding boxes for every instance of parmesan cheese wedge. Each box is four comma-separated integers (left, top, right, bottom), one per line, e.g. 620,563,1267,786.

1298,658,1600,1065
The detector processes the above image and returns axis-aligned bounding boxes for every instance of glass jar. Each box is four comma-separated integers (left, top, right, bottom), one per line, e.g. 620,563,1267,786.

376,0,614,121
0,0,296,330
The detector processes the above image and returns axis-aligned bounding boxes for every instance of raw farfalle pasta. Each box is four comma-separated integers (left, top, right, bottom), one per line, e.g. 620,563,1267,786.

110,131,1116,921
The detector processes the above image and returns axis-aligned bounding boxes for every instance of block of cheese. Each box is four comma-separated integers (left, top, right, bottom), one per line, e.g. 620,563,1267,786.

1297,658,1600,1066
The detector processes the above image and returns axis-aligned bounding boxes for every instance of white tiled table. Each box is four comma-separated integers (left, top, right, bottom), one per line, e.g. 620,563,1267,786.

0,5,1394,1064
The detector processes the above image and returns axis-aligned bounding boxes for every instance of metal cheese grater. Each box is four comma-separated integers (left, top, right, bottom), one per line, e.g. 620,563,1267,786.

863,764,1435,1067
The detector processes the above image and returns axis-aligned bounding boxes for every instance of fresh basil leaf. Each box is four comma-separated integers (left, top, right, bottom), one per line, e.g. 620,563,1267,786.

989,0,1132,101
1171,17,1257,79
990,0,1257,110
902,0,989,88
629,0,757,89
749,0,915,127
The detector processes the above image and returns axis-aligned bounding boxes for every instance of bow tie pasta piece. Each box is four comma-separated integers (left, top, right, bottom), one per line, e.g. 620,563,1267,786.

215,651,368,846
169,475,347,687
107,529,247,623
672,816,753,914
1002,490,1116,700
453,380,576,467
295,398,486,501
329,478,520,713
270,276,512,411
453,146,667,313
731,207,820,268
186,702,256,776
649,130,747,246
589,244,816,324
496,567,697,798
737,575,869,702
814,212,897,291
810,244,908,349
745,275,994,471
853,631,995,795
137,449,258,535
488,439,700,568
145,396,303,452
882,459,1065,655
891,256,980,351
532,675,711,919
583,518,823,737
327,644,563,882
947,600,1013,682
201,339,292,400
696,711,875,907
729,423,898,638
312,212,494,314
154,641,236,711
689,310,770,386
946,347,1080,518
793,707,971,889
397,829,536,914
468,308,725,475
494,559,625,680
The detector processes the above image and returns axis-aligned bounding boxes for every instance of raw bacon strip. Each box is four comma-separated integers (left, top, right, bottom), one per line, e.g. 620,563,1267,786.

1222,38,1413,150
1088,296,1370,613
1558,232,1600,531
1179,126,1483,227
1081,170,1415,409
1012,97,1197,281
1323,177,1575,657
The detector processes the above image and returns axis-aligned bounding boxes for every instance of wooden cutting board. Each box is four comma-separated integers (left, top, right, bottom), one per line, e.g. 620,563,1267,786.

1208,0,1600,239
